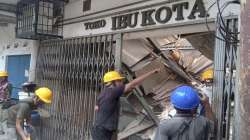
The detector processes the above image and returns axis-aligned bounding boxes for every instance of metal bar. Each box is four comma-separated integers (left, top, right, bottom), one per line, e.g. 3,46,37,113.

234,32,240,140
123,65,159,125
213,17,239,140
225,19,235,140
213,17,226,140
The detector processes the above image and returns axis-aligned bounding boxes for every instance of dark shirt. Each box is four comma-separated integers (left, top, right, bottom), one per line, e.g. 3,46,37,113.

154,114,214,140
95,85,125,131
6,98,34,128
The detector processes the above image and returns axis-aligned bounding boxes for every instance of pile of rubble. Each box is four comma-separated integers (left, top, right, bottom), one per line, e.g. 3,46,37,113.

118,33,214,140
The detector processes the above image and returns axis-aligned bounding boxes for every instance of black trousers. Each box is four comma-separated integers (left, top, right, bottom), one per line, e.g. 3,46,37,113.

91,126,114,140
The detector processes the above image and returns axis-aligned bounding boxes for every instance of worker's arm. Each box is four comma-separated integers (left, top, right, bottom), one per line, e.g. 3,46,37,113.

16,103,30,140
16,119,28,140
124,68,160,93
201,95,215,122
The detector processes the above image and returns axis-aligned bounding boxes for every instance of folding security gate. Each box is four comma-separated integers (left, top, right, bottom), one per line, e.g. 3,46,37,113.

35,34,122,140
213,17,239,140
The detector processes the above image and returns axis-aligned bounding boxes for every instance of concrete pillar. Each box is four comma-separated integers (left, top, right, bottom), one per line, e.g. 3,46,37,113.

236,0,250,139
29,41,39,82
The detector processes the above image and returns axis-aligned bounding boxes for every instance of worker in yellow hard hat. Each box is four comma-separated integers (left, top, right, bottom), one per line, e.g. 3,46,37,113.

0,71,8,77
0,71,12,101
0,87,52,140
198,68,214,116
201,68,213,83
92,68,161,140
0,71,12,135
200,68,213,100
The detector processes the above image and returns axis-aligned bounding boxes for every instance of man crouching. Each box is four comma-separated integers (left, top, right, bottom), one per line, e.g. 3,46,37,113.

0,87,52,140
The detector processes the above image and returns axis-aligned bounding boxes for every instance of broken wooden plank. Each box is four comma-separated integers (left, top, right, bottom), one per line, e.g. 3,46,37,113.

118,119,154,140
123,65,159,125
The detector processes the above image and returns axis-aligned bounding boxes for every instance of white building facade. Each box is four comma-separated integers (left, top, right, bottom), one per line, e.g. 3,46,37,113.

0,1,39,98
0,0,240,139
63,0,238,37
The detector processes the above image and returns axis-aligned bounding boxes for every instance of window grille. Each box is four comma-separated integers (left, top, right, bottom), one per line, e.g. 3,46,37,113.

16,0,64,40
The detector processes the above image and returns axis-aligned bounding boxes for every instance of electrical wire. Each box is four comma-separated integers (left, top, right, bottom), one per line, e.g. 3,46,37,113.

205,0,240,44
205,2,234,43
216,0,240,43
205,2,226,42
217,0,239,42
217,0,240,34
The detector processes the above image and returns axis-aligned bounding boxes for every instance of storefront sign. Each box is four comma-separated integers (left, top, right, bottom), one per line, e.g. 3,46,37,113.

84,0,207,31
84,20,106,30
111,0,207,30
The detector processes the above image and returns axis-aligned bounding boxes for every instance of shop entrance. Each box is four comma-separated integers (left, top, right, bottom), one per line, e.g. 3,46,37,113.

35,19,238,140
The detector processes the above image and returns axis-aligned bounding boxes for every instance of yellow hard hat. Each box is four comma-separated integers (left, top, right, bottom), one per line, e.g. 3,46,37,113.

103,71,124,83
201,69,213,81
35,87,52,104
0,71,8,77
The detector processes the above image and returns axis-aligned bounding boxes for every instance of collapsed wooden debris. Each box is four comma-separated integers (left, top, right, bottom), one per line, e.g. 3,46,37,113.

119,34,213,139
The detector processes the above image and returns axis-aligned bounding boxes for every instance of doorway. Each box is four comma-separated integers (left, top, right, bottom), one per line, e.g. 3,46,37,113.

7,54,31,99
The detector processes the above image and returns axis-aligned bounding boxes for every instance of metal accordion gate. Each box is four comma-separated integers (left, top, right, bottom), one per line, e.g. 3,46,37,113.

213,17,239,140
35,34,122,140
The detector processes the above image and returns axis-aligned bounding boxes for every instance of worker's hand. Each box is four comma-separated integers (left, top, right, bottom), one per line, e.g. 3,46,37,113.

22,136,30,140
152,68,161,74
94,105,99,111
200,94,209,106
26,124,34,134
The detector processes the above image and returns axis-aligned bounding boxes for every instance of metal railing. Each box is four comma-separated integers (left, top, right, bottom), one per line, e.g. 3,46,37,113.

35,34,120,140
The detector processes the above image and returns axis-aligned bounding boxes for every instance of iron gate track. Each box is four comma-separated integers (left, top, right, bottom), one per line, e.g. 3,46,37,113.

36,35,117,140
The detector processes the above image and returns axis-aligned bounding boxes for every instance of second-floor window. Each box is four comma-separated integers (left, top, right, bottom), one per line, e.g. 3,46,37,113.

83,0,91,12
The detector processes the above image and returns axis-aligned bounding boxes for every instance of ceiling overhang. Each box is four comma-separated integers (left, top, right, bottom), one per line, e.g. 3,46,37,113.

0,3,16,13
